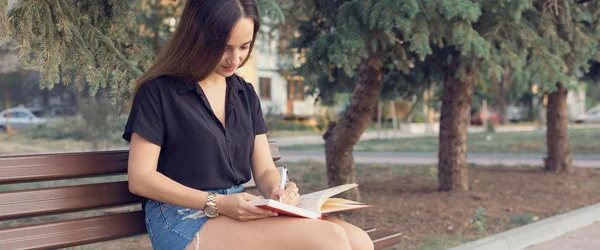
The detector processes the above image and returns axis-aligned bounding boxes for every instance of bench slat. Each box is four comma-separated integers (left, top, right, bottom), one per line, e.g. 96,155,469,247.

0,181,142,221
0,211,146,250
0,166,285,221
268,141,281,162
369,230,403,249
0,143,281,185
0,151,129,184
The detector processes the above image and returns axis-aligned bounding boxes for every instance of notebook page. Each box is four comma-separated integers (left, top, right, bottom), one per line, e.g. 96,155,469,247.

297,189,330,213
324,183,359,198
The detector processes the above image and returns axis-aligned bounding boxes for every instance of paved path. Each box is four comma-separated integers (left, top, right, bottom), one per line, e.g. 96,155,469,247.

279,151,600,168
270,130,428,146
526,222,600,250
270,124,600,146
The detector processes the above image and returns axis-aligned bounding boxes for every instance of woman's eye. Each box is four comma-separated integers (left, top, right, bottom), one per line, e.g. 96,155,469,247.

241,46,249,50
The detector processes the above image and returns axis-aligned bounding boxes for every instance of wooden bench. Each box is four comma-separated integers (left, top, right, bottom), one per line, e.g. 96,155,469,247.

0,142,402,249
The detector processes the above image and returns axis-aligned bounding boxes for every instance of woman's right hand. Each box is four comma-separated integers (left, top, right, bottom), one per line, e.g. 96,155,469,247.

215,192,278,221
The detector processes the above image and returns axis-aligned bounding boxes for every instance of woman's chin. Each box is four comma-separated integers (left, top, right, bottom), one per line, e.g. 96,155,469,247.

215,70,236,77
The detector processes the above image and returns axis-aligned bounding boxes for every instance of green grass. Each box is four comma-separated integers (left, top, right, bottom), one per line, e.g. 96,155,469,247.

281,128,600,154
508,213,539,226
417,235,471,250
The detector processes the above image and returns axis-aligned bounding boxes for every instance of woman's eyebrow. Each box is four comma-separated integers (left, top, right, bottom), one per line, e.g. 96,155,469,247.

226,40,253,47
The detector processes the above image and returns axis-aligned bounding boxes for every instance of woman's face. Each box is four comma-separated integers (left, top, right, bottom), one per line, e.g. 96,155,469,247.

215,17,254,77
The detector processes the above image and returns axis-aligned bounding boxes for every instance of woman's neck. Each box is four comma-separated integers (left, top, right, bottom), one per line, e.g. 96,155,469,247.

199,72,226,88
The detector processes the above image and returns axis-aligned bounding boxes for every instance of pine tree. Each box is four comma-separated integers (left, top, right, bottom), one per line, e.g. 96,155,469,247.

1,0,149,105
0,0,283,104
290,0,600,192
401,0,599,189
408,0,493,191
286,0,422,199
524,1,600,173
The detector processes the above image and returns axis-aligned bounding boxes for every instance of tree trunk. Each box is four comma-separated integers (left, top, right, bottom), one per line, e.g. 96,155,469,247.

153,0,162,53
377,101,382,137
403,94,419,123
481,99,489,129
438,62,476,191
494,66,510,124
4,92,13,134
544,83,573,173
390,100,397,133
42,90,50,115
323,58,383,201
424,84,435,134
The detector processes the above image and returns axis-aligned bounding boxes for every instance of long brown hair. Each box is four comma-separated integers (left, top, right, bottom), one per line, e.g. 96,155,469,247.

132,0,260,98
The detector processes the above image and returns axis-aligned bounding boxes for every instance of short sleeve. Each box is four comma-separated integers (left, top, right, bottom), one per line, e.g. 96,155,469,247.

247,83,269,135
122,81,165,146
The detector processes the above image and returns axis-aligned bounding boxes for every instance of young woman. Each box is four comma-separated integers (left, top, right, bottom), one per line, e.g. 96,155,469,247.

123,1,373,249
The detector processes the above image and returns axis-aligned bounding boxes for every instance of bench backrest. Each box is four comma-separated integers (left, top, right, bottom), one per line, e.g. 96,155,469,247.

0,142,281,249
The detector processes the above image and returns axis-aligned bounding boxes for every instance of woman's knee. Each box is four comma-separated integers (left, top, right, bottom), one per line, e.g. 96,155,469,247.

306,222,352,250
348,228,374,250
323,217,373,250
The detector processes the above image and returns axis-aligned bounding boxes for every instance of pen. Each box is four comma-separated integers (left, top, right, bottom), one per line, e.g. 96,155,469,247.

279,166,287,203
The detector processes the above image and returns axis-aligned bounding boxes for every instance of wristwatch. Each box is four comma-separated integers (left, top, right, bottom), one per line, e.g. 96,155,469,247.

203,192,219,218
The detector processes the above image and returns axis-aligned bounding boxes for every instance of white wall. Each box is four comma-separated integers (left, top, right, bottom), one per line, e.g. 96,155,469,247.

254,25,317,118
8,0,19,10
567,85,586,120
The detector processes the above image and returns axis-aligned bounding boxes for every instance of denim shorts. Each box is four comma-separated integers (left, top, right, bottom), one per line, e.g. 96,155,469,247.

144,185,244,250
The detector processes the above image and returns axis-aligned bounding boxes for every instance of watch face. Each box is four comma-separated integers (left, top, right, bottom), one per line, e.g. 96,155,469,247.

204,206,218,218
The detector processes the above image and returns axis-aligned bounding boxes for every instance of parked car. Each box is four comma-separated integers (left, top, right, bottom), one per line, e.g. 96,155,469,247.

470,107,500,126
0,107,47,132
575,105,600,124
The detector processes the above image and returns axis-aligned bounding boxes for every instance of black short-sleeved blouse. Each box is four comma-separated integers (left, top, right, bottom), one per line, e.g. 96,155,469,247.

122,74,269,190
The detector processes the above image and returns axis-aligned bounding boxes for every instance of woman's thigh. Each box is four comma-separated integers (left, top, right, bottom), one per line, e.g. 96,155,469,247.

322,216,374,250
189,216,354,250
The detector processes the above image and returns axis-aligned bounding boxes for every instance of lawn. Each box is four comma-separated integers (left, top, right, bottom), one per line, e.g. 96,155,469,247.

281,127,600,154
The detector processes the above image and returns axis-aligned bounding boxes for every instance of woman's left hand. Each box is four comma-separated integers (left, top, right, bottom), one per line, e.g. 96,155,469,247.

270,182,300,206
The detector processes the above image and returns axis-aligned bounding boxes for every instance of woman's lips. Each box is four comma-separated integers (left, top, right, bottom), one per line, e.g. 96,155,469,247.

223,66,236,72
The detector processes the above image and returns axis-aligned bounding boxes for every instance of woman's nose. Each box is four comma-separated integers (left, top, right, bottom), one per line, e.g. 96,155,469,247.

227,50,242,65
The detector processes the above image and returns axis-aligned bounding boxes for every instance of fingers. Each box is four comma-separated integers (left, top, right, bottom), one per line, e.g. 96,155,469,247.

219,193,279,222
282,182,299,204
285,182,297,190
283,190,299,204
238,202,278,221
240,192,260,201
274,187,284,196
243,202,276,215
271,182,299,202
270,187,285,201
285,181,300,196
239,193,278,220
285,182,299,194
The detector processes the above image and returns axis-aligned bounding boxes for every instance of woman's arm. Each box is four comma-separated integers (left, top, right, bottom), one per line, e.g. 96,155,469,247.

127,133,209,210
128,132,276,221
251,134,299,205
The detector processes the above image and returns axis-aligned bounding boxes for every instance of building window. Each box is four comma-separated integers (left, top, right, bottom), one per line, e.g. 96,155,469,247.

259,77,271,100
288,80,305,101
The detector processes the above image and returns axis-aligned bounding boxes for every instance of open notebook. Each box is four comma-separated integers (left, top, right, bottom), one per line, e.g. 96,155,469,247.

249,183,371,219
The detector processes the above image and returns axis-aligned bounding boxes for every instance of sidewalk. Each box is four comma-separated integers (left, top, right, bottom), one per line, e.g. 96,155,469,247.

270,129,428,146
448,202,600,250
526,222,600,250
278,151,600,168
270,124,600,147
